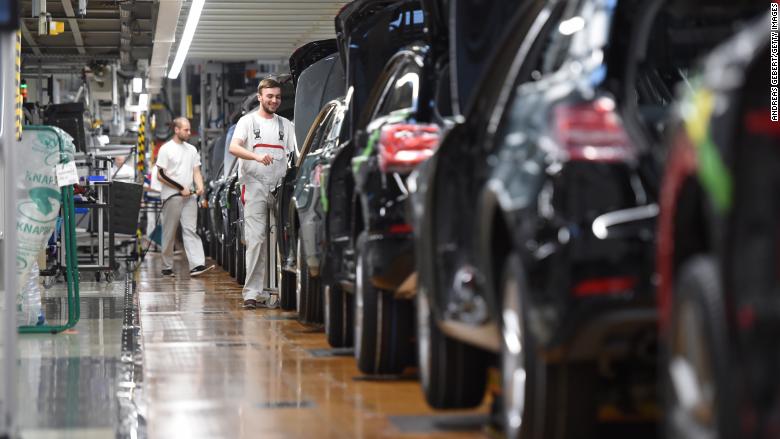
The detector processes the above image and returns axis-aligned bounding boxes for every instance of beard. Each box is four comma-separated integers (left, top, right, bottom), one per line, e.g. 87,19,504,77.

176,133,189,142
261,101,278,115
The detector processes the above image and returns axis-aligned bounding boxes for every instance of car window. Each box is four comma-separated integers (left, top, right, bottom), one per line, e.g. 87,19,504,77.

451,0,548,139
297,104,336,167
374,61,421,118
360,57,404,127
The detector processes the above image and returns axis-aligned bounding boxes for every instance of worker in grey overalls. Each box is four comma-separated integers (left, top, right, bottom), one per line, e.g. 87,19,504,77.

229,78,296,309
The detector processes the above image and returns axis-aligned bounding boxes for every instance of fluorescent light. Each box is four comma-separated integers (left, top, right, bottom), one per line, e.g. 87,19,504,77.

132,77,143,93
167,0,205,79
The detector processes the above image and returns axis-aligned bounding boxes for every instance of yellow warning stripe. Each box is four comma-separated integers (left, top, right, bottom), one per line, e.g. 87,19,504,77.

15,30,22,141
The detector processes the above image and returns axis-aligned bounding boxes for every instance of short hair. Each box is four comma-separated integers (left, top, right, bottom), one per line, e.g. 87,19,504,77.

257,78,281,94
172,117,189,129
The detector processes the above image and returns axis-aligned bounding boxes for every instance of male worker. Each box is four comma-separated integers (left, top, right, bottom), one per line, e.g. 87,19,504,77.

229,78,296,309
156,117,213,277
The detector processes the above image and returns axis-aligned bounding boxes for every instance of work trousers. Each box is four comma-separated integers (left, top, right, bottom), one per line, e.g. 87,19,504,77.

161,195,205,271
242,181,272,301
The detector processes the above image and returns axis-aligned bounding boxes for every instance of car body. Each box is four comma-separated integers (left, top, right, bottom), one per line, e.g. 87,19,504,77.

279,99,348,323
657,12,775,439
274,44,345,312
409,0,764,435
321,0,426,302
289,39,342,148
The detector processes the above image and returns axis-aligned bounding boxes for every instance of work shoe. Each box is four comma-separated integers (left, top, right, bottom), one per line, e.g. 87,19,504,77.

190,265,214,277
243,299,256,310
257,295,279,310
161,269,175,277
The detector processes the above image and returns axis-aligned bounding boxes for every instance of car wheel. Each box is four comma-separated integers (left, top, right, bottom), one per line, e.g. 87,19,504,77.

417,284,487,409
500,253,540,439
279,239,296,311
235,236,245,285
354,232,413,374
501,253,597,439
296,233,307,320
665,256,732,439
325,284,353,347
296,229,322,324
228,234,237,278
216,237,223,266
210,233,217,262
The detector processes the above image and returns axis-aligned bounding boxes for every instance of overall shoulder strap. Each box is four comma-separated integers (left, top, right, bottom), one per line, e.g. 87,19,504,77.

277,115,284,141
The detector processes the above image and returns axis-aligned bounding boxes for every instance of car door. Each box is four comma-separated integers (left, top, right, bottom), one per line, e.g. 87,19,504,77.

426,0,553,317
279,103,337,263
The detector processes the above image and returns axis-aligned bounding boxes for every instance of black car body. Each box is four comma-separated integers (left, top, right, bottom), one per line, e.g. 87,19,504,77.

410,0,761,436
321,0,426,308
275,43,345,314
289,39,342,146
279,99,348,324
657,12,775,439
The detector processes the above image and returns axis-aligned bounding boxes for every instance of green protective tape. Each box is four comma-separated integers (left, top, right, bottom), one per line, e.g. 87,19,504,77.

682,86,733,212
352,128,381,176
320,174,329,212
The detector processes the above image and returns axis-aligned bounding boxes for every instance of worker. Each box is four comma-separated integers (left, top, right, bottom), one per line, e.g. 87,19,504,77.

229,78,296,309
111,155,136,182
156,117,213,277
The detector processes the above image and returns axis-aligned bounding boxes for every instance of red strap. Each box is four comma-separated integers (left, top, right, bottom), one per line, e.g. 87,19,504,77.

252,143,284,150
241,185,246,205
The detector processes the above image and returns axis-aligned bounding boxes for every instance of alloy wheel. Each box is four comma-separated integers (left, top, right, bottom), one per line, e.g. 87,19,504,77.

296,235,303,315
354,250,364,362
502,271,527,439
417,289,432,391
668,299,717,439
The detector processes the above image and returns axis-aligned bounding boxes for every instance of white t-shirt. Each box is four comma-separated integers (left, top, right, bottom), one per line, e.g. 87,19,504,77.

156,139,201,201
232,112,296,186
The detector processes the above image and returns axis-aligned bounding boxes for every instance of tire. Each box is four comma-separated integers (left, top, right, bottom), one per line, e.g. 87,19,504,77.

227,234,236,278
354,232,413,374
296,230,323,324
216,238,223,266
500,254,597,439
296,234,309,321
235,236,245,285
665,256,732,439
417,286,488,408
279,239,296,311
325,284,354,347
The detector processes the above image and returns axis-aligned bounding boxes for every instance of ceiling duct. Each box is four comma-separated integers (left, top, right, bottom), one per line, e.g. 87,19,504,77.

148,0,183,94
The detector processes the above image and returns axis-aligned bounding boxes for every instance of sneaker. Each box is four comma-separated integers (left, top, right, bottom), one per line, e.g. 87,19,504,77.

256,295,279,310
242,299,256,310
161,269,175,277
189,265,214,277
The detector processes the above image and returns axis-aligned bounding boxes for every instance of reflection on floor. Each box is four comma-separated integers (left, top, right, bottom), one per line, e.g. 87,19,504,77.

139,254,489,438
17,280,127,439
11,252,490,438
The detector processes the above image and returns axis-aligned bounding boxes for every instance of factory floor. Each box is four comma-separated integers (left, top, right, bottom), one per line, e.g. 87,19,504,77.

13,253,490,439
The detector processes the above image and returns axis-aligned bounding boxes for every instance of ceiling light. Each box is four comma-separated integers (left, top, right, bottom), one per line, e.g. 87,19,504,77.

167,0,205,79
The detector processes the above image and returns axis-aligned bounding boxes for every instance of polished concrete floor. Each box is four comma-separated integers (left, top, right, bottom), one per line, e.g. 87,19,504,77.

137,254,490,438
7,251,659,438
